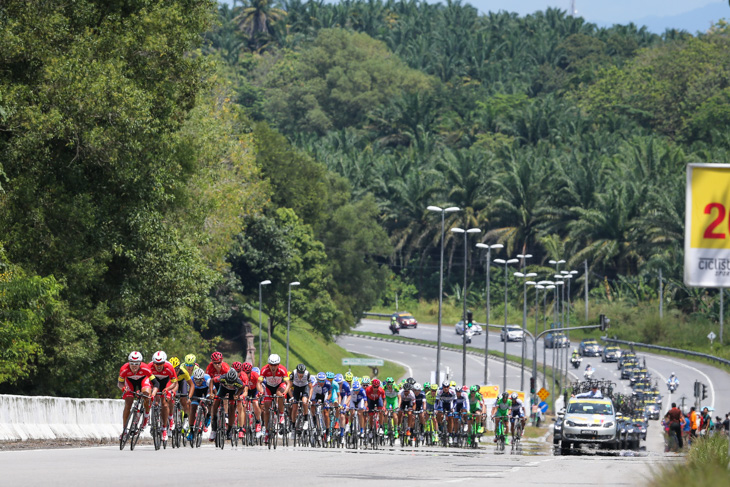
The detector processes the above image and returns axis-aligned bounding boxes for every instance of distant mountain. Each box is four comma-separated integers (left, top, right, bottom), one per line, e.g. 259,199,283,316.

628,1,728,34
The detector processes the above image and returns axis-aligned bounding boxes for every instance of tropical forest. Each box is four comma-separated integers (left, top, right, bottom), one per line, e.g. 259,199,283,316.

2,0,730,397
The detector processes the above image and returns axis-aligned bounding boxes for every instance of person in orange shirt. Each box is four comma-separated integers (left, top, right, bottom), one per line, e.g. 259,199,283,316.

689,406,698,445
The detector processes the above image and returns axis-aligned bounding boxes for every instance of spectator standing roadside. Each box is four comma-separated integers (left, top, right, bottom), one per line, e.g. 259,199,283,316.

722,413,730,435
664,402,684,450
689,407,698,444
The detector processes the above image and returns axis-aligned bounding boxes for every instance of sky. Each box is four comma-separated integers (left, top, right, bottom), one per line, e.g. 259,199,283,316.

222,0,729,33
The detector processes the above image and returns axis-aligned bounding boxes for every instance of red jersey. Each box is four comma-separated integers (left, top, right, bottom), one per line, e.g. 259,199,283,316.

260,364,288,387
147,361,178,381
365,385,385,401
248,370,260,389
206,361,230,380
237,371,250,388
118,362,154,382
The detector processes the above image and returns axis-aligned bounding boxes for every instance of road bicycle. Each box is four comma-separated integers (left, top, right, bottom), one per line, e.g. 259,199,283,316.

150,392,164,450
345,405,361,449
493,416,507,452
511,416,524,452
171,393,185,448
190,397,211,448
263,393,282,450
290,400,308,447
119,390,147,451
214,399,227,449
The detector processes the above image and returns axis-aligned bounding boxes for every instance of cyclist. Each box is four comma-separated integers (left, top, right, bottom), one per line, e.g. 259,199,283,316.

260,354,290,436
289,364,312,433
467,385,485,434
169,357,194,425
346,380,367,437
188,368,212,441
183,354,198,380
399,382,416,438
425,383,439,442
242,362,264,437
413,383,426,434
231,362,249,439
210,368,245,441
452,386,470,444
335,373,350,438
365,378,386,434
436,380,457,440
383,377,400,438
117,351,157,438
344,371,354,388
148,351,178,442
206,351,229,380
491,392,512,444
509,392,526,439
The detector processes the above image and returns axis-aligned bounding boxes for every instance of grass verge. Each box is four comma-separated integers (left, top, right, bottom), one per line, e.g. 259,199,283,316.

648,434,730,486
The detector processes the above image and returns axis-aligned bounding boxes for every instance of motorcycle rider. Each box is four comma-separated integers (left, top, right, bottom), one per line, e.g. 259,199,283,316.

667,373,679,391
570,349,581,367
584,364,594,379
389,315,399,335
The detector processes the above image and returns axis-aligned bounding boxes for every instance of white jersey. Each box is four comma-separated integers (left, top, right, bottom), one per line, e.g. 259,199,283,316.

290,371,310,388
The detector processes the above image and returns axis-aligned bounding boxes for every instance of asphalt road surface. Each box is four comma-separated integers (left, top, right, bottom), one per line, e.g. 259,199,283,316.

357,319,730,415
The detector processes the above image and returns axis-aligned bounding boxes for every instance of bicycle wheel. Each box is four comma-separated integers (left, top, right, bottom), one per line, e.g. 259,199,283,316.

217,411,226,450
152,406,161,451
120,405,135,451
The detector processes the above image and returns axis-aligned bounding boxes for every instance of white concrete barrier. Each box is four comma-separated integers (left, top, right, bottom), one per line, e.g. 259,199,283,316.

0,394,126,441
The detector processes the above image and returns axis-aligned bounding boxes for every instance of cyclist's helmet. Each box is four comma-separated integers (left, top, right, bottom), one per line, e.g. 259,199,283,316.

406,377,415,385
462,385,469,392
232,361,243,372
414,383,422,392
169,357,180,368
501,392,509,401
371,378,381,387
385,377,395,385
252,367,260,374
242,362,253,373
128,351,143,364
334,373,344,383
317,372,326,381
152,350,167,364
352,380,361,391
430,383,438,391
344,372,354,382
184,353,196,366
211,351,223,363
361,377,371,386
193,368,205,380
470,385,479,393
268,354,281,365
402,382,411,391
326,371,335,380
511,392,519,400
225,369,239,382
450,380,456,388
423,382,431,390
296,363,306,373
442,381,450,389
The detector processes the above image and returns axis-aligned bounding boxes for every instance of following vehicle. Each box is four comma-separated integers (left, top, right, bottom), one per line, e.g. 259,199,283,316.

500,325,524,342
558,397,618,453
601,346,621,363
579,339,602,357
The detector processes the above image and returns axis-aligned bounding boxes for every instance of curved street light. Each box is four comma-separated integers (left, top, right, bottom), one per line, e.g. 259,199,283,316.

476,243,503,384
494,258,519,391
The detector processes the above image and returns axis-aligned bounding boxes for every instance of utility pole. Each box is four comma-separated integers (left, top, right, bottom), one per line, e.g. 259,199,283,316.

659,268,663,319
584,260,589,321
570,0,577,16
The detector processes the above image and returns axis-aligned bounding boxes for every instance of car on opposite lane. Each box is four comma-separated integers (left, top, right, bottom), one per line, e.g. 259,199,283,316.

500,325,524,342
391,311,418,329
579,339,602,357
601,345,621,362
455,320,483,335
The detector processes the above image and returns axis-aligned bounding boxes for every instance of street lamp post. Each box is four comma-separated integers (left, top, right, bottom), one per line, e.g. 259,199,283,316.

552,279,564,393
286,281,300,370
427,205,460,384
539,281,555,389
476,243,503,384
258,279,272,368
514,271,537,390
452,226,482,386
494,258,519,391
561,270,578,377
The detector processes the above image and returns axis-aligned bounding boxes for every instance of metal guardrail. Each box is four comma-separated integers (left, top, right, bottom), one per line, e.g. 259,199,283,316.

362,312,391,318
601,336,730,367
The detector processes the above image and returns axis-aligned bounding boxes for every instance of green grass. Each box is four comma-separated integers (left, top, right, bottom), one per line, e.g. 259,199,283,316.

227,314,405,381
648,434,730,487
350,330,567,404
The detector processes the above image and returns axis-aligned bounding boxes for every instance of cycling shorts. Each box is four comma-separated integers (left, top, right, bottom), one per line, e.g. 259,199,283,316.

367,398,383,411
454,401,467,413
313,393,326,404
264,383,286,397
385,397,398,410
510,408,524,418
190,387,207,405
469,403,482,414
348,396,366,411
247,387,259,399
122,377,151,398
177,380,189,396
439,401,454,413
291,385,309,402
215,384,238,401
156,377,170,391
426,402,435,413
399,400,413,411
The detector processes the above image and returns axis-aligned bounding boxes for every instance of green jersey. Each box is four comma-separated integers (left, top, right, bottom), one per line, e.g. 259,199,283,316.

494,398,512,416
468,392,483,413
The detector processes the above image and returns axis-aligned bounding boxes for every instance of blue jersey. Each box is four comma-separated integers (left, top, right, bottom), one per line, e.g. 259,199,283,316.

338,381,351,399
312,381,332,397
192,374,211,391
328,381,340,402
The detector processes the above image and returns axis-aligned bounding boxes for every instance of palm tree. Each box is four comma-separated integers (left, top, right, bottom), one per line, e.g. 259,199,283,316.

235,0,288,50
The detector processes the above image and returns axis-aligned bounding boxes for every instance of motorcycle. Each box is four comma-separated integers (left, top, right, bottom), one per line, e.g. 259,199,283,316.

389,322,400,335
571,356,582,369
464,328,474,344
584,368,594,380
667,381,678,393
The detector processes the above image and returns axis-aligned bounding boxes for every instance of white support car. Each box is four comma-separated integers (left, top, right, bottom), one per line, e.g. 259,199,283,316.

558,397,618,452
500,325,524,342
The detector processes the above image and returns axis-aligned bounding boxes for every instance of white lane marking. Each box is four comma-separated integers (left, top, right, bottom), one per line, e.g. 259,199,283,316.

446,478,474,484
646,353,715,409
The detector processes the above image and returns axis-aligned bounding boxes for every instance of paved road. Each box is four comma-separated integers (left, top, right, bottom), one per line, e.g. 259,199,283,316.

357,319,730,415
0,430,674,487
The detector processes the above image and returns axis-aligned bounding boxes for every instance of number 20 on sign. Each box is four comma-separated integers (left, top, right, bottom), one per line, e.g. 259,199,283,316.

685,164,730,287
